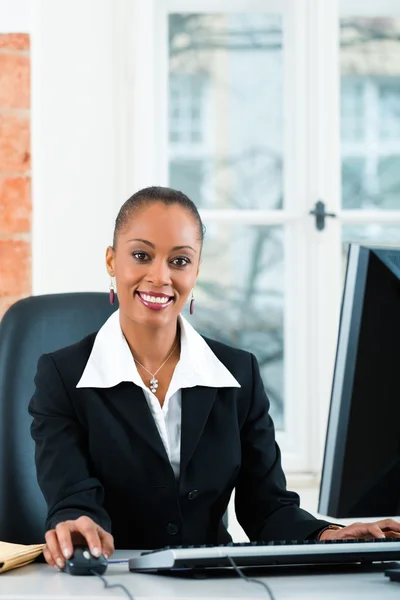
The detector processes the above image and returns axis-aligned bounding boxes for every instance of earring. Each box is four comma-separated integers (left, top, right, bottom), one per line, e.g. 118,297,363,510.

189,288,195,315
109,277,115,305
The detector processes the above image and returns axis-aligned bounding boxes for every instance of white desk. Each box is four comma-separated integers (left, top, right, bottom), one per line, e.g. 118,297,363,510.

1,551,399,600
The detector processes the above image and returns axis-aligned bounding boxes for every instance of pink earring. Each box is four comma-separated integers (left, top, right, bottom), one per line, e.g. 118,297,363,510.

189,288,195,315
109,278,115,305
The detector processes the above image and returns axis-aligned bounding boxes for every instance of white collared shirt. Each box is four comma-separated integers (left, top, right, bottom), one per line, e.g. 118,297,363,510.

77,310,241,478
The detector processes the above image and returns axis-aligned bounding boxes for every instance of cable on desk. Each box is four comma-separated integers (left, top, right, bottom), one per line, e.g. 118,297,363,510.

108,559,130,564
90,569,135,599
226,556,277,600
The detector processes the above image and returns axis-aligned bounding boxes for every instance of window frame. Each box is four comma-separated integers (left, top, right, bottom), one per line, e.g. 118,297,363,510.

126,0,342,474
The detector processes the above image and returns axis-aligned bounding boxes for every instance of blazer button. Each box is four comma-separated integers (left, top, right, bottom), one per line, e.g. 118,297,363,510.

188,490,199,500
167,523,179,536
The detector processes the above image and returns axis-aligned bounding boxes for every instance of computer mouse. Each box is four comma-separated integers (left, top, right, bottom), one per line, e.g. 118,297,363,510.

63,545,108,576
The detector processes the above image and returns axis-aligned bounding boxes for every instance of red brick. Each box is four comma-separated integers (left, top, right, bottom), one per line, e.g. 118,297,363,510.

0,34,30,51
0,239,31,297
0,53,30,109
0,177,31,233
0,114,30,171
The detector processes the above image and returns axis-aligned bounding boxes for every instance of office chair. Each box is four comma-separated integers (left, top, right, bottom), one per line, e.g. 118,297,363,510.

0,293,117,544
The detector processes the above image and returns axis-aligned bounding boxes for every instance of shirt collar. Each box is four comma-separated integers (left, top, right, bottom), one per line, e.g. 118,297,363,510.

76,309,240,390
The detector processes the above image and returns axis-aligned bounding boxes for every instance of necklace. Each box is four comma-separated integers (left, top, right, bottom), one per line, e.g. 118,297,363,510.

133,341,179,393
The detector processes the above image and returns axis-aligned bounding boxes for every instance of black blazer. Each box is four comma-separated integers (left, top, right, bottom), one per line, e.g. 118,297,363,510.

28,332,330,549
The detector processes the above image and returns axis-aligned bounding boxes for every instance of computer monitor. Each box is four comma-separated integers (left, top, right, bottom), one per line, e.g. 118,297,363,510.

318,243,400,519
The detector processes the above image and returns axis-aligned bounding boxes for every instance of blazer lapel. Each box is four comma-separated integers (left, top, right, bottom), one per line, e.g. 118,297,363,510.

180,386,217,475
103,382,169,463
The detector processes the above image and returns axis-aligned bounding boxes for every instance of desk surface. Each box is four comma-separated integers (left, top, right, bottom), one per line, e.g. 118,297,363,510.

1,551,400,600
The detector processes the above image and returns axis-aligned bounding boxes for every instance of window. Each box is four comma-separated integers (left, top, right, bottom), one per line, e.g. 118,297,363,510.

169,74,207,145
341,14,400,211
167,11,286,430
169,71,209,206
341,80,365,142
379,81,400,140
129,0,400,474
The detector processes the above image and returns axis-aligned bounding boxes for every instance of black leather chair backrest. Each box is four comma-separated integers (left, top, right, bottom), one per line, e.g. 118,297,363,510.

0,293,117,544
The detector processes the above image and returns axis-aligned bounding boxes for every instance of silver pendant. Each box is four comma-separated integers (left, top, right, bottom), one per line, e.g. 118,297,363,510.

150,377,158,393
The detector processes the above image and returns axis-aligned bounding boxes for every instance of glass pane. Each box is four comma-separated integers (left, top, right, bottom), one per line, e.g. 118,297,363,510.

341,80,365,142
341,157,366,208
379,82,400,139
182,224,284,429
340,17,400,210
168,14,283,210
378,155,400,207
342,224,400,277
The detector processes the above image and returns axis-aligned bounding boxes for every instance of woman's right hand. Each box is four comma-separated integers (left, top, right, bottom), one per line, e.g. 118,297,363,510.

43,516,115,569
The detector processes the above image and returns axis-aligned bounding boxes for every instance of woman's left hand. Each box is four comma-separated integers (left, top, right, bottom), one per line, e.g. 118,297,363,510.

319,518,400,541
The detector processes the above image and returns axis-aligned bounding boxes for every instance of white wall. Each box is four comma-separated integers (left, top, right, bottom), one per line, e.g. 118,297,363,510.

1,0,133,294
31,0,131,294
0,0,30,32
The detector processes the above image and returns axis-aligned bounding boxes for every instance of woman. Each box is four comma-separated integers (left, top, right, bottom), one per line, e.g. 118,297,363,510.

29,186,400,570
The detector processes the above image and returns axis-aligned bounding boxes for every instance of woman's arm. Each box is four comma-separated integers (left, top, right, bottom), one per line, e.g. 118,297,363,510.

28,353,114,566
234,353,331,541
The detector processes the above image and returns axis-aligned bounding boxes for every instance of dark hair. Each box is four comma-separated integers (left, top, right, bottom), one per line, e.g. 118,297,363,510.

112,186,206,249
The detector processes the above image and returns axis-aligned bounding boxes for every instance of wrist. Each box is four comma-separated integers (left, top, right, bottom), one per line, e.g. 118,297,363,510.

317,525,343,541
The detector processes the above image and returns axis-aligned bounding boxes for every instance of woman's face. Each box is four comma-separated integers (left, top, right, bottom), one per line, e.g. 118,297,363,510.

106,202,201,329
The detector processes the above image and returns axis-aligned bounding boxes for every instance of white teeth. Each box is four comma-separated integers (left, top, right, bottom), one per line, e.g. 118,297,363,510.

140,293,170,304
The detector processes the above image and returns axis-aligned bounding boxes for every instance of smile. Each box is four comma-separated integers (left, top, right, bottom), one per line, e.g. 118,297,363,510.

136,292,174,311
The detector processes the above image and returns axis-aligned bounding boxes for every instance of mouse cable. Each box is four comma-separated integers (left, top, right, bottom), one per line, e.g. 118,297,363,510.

226,556,277,600
90,569,135,600
108,559,130,564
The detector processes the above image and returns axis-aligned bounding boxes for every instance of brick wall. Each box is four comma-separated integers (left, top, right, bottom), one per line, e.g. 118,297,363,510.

0,34,31,319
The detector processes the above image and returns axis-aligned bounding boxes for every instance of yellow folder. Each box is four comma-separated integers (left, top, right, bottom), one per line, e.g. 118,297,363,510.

0,542,44,574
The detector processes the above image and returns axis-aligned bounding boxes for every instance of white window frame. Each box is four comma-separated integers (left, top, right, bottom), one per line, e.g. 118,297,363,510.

122,0,400,474
305,0,400,474
122,0,345,475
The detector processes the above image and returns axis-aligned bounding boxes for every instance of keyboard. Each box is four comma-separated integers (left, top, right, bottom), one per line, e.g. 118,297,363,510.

129,539,400,571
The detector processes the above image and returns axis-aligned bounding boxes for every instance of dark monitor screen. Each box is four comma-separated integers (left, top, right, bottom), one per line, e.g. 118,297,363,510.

318,244,400,519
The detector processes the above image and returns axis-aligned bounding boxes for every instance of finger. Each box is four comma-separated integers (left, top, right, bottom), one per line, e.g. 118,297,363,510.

99,530,115,559
334,522,382,539
379,519,400,532
381,529,400,538
42,544,57,569
358,523,386,539
75,516,103,557
55,522,75,560
45,529,66,569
